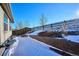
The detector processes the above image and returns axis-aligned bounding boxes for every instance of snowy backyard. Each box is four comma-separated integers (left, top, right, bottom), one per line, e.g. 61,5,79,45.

1,3,79,56
3,30,79,56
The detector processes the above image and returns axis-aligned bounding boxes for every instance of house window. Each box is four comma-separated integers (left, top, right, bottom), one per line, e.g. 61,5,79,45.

9,22,12,30
4,14,8,31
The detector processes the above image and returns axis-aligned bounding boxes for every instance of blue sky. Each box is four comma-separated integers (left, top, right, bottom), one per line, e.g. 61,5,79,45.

11,3,79,29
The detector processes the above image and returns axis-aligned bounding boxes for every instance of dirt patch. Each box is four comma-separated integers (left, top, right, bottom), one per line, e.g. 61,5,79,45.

21,34,28,37
31,35,79,55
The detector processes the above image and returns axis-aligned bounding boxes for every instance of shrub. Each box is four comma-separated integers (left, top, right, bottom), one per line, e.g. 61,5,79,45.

12,27,31,36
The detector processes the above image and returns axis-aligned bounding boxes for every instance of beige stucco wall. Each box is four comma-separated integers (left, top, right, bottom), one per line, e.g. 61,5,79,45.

4,31,12,41
0,6,5,44
0,6,12,44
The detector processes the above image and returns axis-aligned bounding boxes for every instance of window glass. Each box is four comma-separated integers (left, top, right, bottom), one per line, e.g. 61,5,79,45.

4,14,8,31
4,14,8,23
9,22,12,30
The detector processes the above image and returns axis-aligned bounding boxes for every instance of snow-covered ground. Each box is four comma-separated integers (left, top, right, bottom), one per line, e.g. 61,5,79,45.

6,37,19,56
29,30,46,35
6,36,61,56
64,35,79,43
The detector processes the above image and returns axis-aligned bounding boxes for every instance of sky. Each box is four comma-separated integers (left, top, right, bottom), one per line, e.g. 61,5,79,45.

11,3,79,29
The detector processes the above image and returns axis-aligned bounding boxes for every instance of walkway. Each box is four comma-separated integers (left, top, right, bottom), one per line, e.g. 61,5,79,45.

6,36,61,56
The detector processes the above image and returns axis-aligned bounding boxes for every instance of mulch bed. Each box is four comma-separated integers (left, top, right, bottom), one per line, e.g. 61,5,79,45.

21,34,28,37
31,35,79,55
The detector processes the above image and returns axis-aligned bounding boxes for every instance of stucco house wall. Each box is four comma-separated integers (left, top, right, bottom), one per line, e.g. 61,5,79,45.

0,4,14,45
0,6,5,44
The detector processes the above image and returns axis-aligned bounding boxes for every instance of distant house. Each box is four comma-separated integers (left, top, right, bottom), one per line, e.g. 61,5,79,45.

0,3,14,44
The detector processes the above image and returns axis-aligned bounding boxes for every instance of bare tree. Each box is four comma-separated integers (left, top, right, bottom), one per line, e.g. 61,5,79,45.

48,24,53,32
40,14,47,30
73,19,78,31
62,20,67,35
16,20,29,30
16,21,23,30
